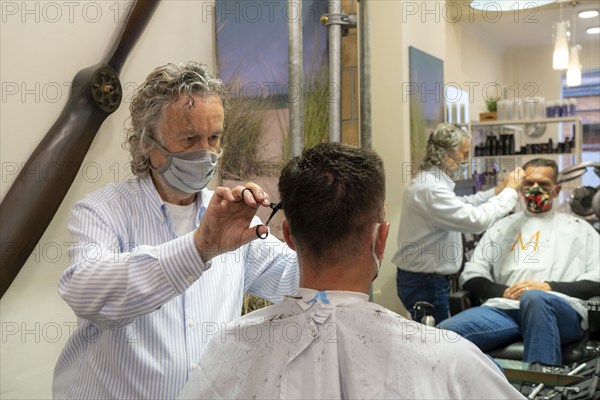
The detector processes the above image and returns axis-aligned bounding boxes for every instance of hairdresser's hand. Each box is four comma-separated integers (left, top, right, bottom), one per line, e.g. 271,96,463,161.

503,279,551,300
496,167,525,194
194,183,271,261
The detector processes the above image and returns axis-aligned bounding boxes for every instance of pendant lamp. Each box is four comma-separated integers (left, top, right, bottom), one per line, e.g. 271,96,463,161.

566,45,582,87
553,20,570,70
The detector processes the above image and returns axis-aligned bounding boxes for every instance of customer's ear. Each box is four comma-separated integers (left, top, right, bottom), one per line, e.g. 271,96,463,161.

375,221,390,260
282,219,296,251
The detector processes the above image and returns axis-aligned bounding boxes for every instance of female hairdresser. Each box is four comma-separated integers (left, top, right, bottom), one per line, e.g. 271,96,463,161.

392,123,525,323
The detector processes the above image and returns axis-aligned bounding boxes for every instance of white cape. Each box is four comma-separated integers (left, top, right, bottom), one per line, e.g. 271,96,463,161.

179,289,524,399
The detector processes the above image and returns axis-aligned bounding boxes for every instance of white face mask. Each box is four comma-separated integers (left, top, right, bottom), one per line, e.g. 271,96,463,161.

445,151,469,177
148,138,221,194
371,223,381,281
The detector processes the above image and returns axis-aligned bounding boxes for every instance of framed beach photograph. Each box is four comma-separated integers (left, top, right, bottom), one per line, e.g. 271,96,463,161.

408,46,445,165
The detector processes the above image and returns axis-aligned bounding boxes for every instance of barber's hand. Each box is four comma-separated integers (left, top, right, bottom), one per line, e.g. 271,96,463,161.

503,279,551,300
194,183,271,262
495,167,525,194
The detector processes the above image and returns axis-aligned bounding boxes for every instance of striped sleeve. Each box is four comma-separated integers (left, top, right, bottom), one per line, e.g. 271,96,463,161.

243,218,299,303
59,202,209,328
157,232,210,293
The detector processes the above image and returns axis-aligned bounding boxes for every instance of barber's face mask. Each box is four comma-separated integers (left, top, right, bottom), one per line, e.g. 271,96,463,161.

454,161,469,172
524,185,553,213
148,138,220,194
445,152,469,179
371,223,381,281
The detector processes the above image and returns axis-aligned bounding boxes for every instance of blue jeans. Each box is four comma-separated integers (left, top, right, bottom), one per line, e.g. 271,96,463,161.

437,290,585,366
396,269,451,324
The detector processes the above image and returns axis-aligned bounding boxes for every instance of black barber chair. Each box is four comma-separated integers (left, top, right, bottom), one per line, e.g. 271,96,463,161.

450,293,600,399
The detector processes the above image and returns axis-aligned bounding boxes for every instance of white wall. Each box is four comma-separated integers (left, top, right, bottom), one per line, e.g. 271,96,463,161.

0,1,216,398
447,22,506,120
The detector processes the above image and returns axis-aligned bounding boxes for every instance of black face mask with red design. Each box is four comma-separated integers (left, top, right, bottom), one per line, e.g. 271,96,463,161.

524,186,553,213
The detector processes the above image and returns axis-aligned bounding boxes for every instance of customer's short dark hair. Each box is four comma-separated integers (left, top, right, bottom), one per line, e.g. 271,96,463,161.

278,143,386,259
522,158,559,183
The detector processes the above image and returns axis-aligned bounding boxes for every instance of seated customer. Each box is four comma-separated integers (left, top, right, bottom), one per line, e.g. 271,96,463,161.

438,158,600,368
178,143,523,399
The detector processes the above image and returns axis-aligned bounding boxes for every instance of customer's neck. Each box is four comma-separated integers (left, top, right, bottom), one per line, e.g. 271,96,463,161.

299,254,373,295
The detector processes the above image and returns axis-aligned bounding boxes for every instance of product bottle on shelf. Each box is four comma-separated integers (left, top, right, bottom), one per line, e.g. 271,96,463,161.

570,136,575,153
569,98,577,116
560,100,569,117
509,134,515,155
546,101,554,118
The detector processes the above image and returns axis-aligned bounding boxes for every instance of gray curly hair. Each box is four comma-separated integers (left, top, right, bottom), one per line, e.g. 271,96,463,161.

124,61,229,177
421,123,471,171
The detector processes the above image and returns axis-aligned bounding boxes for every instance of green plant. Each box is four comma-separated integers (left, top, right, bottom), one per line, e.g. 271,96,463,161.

220,92,268,181
486,98,500,113
281,70,329,158
303,65,330,148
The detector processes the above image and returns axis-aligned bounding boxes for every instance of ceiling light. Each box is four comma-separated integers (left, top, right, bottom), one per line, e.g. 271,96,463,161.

578,10,599,19
553,21,570,70
469,0,557,11
587,27,600,34
566,46,582,87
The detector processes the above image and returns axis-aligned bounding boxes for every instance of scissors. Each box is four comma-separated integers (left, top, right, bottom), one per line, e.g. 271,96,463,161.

241,188,282,239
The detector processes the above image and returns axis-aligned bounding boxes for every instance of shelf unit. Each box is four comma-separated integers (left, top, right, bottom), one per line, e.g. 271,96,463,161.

467,117,583,207
468,116,582,166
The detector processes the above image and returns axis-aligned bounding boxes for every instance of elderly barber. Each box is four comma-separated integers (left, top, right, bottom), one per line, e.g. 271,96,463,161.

392,123,524,323
53,61,298,400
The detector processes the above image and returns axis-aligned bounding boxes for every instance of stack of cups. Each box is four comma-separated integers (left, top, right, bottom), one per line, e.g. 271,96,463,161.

525,97,546,120
514,99,525,120
497,97,546,121
497,99,513,120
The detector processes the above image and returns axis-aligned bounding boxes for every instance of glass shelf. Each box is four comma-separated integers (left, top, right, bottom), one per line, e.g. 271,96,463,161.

468,118,583,209
468,117,582,166
473,153,576,159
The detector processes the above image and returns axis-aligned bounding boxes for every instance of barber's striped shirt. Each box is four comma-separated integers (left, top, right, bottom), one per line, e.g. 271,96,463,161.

53,176,298,399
